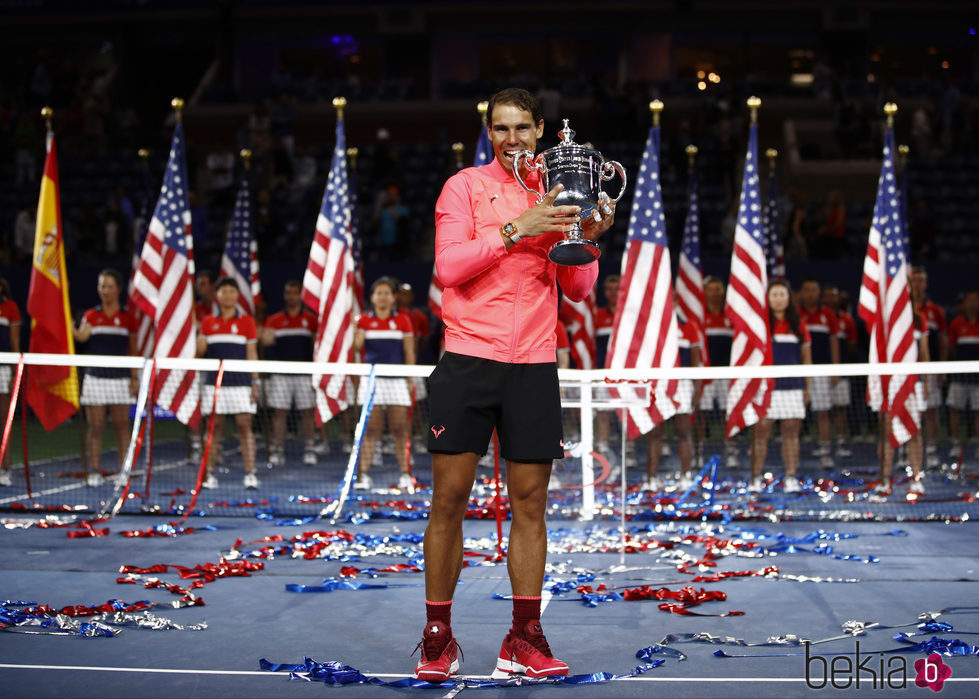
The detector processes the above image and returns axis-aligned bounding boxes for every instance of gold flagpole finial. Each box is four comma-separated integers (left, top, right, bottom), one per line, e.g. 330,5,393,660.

137,148,149,160
171,97,184,123
40,106,53,132
649,99,664,127
685,144,698,167
884,102,898,129
897,144,910,163
766,148,778,171
240,148,252,170
346,146,359,169
747,96,761,124
477,101,489,124
452,142,464,168
333,96,347,120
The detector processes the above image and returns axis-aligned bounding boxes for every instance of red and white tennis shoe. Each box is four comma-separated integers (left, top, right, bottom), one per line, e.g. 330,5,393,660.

412,623,461,682
493,620,569,678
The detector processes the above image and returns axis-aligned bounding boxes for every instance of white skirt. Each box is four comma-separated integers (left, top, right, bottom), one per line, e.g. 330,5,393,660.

767,389,806,421
358,376,412,407
266,374,316,411
202,385,256,415
80,375,134,406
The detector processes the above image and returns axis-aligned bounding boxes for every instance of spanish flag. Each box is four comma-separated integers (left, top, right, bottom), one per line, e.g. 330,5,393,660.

26,135,79,431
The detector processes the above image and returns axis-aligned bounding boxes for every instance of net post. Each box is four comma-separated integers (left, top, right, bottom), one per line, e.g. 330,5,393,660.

0,357,25,478
579,377,595,521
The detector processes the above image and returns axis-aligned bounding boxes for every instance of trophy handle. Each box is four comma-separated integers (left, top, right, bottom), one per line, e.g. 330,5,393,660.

511,150,544,204
600,160,628,203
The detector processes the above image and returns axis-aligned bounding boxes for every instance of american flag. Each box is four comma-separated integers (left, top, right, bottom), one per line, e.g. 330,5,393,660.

129,123,200,426
219,172,262,316
606,122,679,437
130,152,156,357
764,165,785,281
674,164,705,331
724,119,773,438
562,291,597,369
303,116,355,424
897,152,910,262
858,127,919,446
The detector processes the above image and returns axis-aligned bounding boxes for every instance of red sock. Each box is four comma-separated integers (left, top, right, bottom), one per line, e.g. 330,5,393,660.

511,595,541,636
426,600,452,629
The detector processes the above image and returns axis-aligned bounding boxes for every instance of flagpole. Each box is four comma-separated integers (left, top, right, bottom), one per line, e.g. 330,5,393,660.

452,142,464,170
477,100,488,124
686,143,697,168
748,95,761,124
884,101,897,130
43,105,87,474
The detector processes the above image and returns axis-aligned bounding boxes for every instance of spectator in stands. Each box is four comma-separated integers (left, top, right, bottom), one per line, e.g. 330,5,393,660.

828,285,858,455
72,269,137,487
694,276,738,467
945,290,979,461
815,190,846,258
785,186,809,261
750,280,811,494
260,280,319,468
353,277,416,491
270,92,297,157
248,101,271,156
197,277,260,490
798,278,839,465
911,267,947,466
13,205,36,262
204,146,236,207
0,278,21,487
594,274,619,459
911,100,935,157
372,185,409,260
644,317,702,492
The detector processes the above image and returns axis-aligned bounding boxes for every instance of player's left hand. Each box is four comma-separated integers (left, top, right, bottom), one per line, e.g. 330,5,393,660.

581,192,615,241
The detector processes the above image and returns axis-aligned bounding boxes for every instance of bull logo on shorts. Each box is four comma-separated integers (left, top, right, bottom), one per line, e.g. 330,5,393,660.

430,425,445,439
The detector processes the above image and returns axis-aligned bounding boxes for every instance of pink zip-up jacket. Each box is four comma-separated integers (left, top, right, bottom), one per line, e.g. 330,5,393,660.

434,158,599,364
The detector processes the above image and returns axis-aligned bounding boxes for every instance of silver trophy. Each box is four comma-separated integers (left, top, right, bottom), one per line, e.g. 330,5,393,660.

512,119,627,266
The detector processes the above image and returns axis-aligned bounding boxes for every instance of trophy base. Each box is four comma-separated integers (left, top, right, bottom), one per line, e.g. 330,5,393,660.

549,237,601,266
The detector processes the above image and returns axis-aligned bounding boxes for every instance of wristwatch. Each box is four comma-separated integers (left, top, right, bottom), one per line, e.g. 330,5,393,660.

502,221,522,244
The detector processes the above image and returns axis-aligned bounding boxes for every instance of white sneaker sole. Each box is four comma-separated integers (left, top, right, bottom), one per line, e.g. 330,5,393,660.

413,657,459,682
493,657,568,679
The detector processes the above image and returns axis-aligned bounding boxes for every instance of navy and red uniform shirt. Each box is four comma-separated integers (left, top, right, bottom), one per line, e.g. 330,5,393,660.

357,311,413,365
799,306,837,364
836,309,858,363
200,313,257,386
771,317,811,390
919,300,946,363
0,297,21,353
263,309,317,361
948,315,979,383
82,306,135,378
703,310,733,367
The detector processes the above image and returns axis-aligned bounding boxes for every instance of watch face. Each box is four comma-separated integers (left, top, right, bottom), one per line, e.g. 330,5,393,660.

504,222,515,235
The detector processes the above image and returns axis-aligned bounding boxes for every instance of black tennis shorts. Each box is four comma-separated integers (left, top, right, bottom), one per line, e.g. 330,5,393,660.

426,352,564,462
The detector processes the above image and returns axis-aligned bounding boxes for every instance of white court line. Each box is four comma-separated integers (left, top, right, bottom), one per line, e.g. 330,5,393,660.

2,665,975,683
0,453,191,505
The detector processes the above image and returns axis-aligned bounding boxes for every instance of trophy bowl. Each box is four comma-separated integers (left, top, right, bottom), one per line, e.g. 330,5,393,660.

512,119,627,266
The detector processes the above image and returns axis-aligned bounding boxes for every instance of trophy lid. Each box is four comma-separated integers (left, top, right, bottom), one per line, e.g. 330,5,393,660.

557,118,576,145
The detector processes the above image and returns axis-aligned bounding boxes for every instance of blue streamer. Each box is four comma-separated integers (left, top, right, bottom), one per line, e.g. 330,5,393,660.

259,653,669,688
